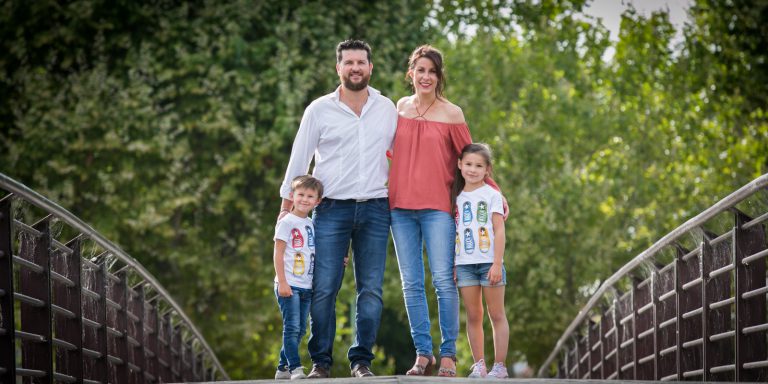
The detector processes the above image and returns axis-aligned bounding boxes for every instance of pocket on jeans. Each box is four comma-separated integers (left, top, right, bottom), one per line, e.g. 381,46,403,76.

371,198,390,212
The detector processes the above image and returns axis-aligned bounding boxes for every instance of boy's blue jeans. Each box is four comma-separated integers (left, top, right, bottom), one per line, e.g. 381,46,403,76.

275,284,312,371
308,198,390,370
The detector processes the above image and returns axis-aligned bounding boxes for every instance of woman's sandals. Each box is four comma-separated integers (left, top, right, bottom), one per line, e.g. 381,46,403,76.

437,355,458,377
406,355,436,376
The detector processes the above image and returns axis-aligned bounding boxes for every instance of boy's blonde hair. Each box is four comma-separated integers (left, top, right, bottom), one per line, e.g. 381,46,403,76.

291,175,324,198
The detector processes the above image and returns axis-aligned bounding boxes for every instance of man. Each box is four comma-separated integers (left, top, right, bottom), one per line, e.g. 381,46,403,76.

278,39,397,378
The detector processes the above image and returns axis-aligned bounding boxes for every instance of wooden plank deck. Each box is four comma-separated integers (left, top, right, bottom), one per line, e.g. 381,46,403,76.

202,376,704,384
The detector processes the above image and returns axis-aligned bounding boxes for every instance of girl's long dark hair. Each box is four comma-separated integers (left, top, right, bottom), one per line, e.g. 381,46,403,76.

451,143,493,212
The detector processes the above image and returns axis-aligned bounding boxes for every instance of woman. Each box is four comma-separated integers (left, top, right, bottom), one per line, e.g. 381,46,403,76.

388,45,503,377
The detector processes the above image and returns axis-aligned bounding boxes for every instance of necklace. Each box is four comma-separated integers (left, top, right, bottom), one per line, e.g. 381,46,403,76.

414,97,437,120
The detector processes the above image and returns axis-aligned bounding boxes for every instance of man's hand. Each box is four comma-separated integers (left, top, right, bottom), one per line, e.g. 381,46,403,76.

278,198,293,221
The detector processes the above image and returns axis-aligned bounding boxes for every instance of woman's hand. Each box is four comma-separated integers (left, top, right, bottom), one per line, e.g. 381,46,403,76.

502,195,509,220
277,282,293,297
487,263,503,285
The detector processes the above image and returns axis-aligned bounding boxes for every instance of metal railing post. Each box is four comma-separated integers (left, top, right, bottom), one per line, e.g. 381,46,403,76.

151,300,161,381
96,261,110,383
650,268,660,380
734,210,768,381
677,243,703,379
115,271,129,383
172,324,182,382
20,218,53,383
0,197,16,382
55,236,84,381
588,319,598,379
134,285,147,384
701,232,735,381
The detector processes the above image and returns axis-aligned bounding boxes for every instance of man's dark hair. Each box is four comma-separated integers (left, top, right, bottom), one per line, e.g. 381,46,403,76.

336,39,372,63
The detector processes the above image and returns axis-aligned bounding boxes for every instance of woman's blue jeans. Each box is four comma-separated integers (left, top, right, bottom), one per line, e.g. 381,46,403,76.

275,285,312,371
391,208,459,359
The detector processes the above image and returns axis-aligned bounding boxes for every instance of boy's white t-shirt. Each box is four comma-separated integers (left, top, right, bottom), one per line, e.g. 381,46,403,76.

454,184,504,265
274,212,315,289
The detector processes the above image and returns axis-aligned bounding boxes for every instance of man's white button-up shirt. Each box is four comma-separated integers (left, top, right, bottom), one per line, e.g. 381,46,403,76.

280,86,397,200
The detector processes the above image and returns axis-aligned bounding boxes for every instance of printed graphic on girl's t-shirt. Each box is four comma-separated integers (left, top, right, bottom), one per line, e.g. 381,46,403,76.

464,228,475,254
462,201,473,226
308,253,315,276
291,228,304,249
454,206,460,226
479,227,490,253
293,252,305,275
477,201,488,224
455,232,460,257
306,226,315,247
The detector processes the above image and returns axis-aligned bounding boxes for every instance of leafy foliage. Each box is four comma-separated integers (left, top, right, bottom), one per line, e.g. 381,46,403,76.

1,0,765,378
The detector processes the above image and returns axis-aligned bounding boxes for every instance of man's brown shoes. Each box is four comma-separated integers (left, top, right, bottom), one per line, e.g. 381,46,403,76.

351,363,375,378
306,364,330,379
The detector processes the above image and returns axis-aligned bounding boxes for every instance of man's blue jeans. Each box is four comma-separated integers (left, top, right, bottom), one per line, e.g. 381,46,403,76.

275,284,313,371
390,208,459,359
308,198,390,369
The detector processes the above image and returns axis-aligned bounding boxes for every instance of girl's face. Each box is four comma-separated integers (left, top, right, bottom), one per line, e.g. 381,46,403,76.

458,153,489,186
409,57,439,96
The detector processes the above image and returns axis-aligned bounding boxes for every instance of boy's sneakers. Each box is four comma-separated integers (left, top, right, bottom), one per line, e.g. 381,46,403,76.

275,367,291,380
290,366,307,380
487,362,509,379
468,359,487,378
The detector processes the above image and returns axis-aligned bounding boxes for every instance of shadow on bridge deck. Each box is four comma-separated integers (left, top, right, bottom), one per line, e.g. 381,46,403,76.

202,376,691,383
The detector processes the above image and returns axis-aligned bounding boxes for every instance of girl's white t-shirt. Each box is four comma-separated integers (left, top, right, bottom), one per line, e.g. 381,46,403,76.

454,184,504,265
274,213,315,289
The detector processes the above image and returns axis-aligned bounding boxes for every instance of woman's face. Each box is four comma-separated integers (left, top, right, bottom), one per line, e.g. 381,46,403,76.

410,57,439,96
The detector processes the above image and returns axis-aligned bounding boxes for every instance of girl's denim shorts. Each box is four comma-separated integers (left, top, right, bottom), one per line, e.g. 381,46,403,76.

456,262,507,287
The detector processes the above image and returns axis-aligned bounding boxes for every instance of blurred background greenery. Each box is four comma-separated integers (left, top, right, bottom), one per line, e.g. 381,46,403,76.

1,0,766,379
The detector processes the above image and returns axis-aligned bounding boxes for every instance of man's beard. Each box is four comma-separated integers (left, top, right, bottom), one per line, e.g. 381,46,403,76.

343,72,370,91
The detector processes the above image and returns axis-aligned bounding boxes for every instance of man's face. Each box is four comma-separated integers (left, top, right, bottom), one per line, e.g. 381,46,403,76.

336,49,372,91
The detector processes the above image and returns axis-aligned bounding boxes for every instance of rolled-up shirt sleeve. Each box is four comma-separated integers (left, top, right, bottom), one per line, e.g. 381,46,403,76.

280,106,320,199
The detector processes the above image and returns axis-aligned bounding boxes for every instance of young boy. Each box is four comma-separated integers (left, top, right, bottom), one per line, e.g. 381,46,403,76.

274,175,323,380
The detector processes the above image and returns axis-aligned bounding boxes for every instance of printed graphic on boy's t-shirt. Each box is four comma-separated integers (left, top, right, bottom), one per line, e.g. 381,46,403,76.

306,226,315,247
291,228,304,249
293,252,305,276
308,253,315,276
464,228,475,254
454,206,460,226
462,201,472,226
477,201,488,224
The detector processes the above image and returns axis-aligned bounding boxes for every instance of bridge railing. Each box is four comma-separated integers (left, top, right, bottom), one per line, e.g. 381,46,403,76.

538,173,768,381
0,173,229,383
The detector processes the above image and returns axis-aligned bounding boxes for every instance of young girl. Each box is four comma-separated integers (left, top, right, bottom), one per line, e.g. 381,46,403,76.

453,143,509,379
